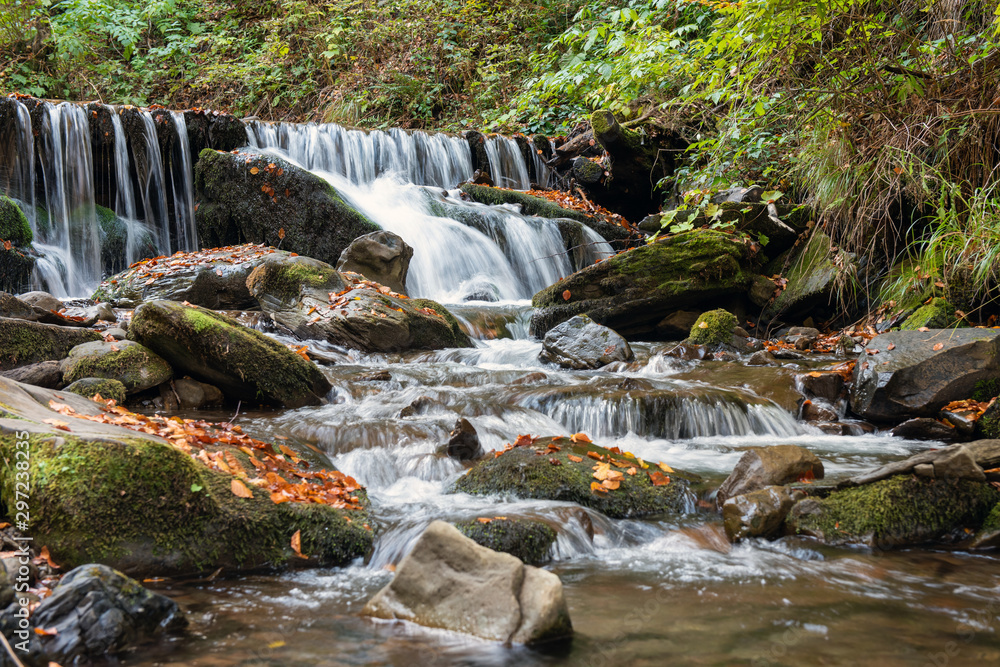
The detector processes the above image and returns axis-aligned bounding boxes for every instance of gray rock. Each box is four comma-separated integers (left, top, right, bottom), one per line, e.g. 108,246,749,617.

654,310,700,338
1,360,64,388
29,564,186,663
839,440,1000,488
914,463,935,477
933,445,986,481
103,327,129,340
398,395,445,418
337,230,413,296
447,418,484,461
174,377,224,409
0,317,103,372
799,372,844,402
362,521,572,645
850,329,1000,421
539,315,633,370
62,340,173,395
746,350,777,366
717,445,824,506
723,486,805,541
891,418,956,442
18,290,63,313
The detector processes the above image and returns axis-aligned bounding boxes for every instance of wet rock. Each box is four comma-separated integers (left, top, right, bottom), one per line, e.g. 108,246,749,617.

771,348,805,360
129,300,331,408
17,290,62,313
447,418,484,461
968,504,1000,549
654,310,700,338
689,309,737,346
748,274,777,307
841,420,877,436
455,517,557,565
531,230,757,340
195,149,380,267
362,521,572,645
0,376,372,575
839,440,1000,488
1,360,64,389
723,486,806,542
0,317,102,371
357,369,391,382
763,230,846,321
816,422,844,435
746,350,777,366
29,564,186,663
103,327,128,340
62,340,172,395
1,290,49,322
96,204,158,276
716,445,824,506
399,396,445,418
900,297,961,330
336,230,413,296
538,315,633,370
65,378,127,404
940,408,977,437
850,329,1000,421
454,437,694,519
891,418,956,442
168,377,225,409
786,474,999,548
932,445,986,481
247,253,472,353
511,371,548,386
799,372,844,402
801,400,838,422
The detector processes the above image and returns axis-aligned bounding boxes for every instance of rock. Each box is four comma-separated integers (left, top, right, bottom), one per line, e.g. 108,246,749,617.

968,504,1000,549
0,376,372,575
65,378,127,404
103,327,128,340
246,253,471,353
654,310,700,338
96,204,158,276
901,297,961,330
839,440,1000,488
711,186,763,204
799,372,844,402
538,315,633,370
195,149,379,267
447,418,484,461
1,360,64,388
1,290,41,320
29,564,186,663
914,463,935,477
891,418,956,441
18,290,62,313
0,317,102,371
362,521,572,645
171,377,225,409
0,198,35,292
749,274,777,307
716,445,824,506
91,244,272,309
802,400,839,422
763,229,845,321
359,370,391,382
531,230,757,339
638,213,662,233
786,474,999,548
62,340,173,395
941,408,977,436
129,300,331,408
689,309,737,347
0,195,32,247
933,445,986,481
722,486,806,542
850,329,1000,421
746,350,777,366
336,231,414,295
455,518,557,565
398,395,445,418
454,437,694,519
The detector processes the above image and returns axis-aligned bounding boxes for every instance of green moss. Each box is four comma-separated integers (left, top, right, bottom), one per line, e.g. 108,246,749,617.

788,475,1000,548
62,341,172,393
455,518,556,565
0,318,102,371
900,297,961,330
64,377,127,403
0,195,33,247
689,309,738,346
0,432,371,575
453,437,695,519
460,183,589,222
763,228,840,319
981,503,1000,533
973,378,1000,403
573,158,604,181
409,298,473,348
245,257,343,304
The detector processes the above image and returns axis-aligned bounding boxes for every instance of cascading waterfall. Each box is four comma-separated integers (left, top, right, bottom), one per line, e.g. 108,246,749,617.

169,111,198,252
108,110,163,268
0,98,35,226
138,111,171,254
484,135,531,190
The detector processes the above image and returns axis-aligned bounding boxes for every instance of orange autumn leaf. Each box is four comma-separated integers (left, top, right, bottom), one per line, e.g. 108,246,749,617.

626,467,637,476
562,290,571,301
34,627,58,637
567,454,583,463
887,343,896,350
38,546,60,570
808,371,822,378
590,481,608,494
648,471,671,486
278,227,286,240
2,240,11,251
291,529,307,558
250,166,259,175
477,517,492,524
932,342,944,351
602,479,620,490
513,434,536,448
231,478,254,498
570,432,592,444
658,462,674,473
586,451,604,461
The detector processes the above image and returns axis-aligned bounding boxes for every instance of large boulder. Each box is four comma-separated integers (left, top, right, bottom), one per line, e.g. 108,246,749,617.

453,436,695,519
716,445,824,506
1,360,64,389
722,486,806,542
336,231,413,295
762,229,845,321
850,329,1000,422
538,315,633,370
363,521,572,645
246,253,471,352
92,244,277,309
195,149,379,267
0,376,372,575
61,340,172,395
0,196,35,293
455,517,557,565
531,230,758,339
95,204,158,276
0,317,101,371
129,300,331,408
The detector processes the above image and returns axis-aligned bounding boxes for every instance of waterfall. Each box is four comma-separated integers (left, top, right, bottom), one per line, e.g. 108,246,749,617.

169,111,198,252
531,138,555,189
484,135,531,190
138,111,171,254
0,98,36,228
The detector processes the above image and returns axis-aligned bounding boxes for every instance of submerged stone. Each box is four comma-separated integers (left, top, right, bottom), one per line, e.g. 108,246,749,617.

455,517,557,565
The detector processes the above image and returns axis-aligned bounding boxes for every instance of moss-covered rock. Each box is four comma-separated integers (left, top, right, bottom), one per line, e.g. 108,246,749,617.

194,149,379,267
129,300,331,408
689,309,738,346
455,518,557,565
763,229,847,321
96,205,158,276
0,195,32,247
62,340,172,395
968,503,1000,548
0,197,36,293
786,475,1000,548
452,436,696,519
0,317,102,371
531,229,758,339
900,297,962,330
64,377,128,404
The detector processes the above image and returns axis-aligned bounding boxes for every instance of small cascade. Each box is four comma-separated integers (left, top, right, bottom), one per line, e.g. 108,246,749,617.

34,102,101,296
138,111,171,254
108,110,163,269
0,98,36,226
531,137,556,188
246,120,474,188
169,111,198,252
484,135,531,190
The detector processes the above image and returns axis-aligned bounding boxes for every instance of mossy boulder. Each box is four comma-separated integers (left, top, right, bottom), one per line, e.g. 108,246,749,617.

689,309,738,346
246,253,472,352
968,503,1000,549
531,229,757,339
62,340,172,395
454,518,557,565
0,317,102,371
194,149,379,267
0,377,371,576
0,197,36,293
763,229,846,321
64,377,127,404
95,205,158,276
452,436,697,519
900,297,962,331
129,300,331,408
0,195,32,247
786,475,1000,549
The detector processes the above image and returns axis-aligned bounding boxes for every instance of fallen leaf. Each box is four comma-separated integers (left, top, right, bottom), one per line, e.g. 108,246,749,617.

648,471,671,486
42,419,71,432
268,640,286,649
562,290,571,301
887,343,895,350
278,227,286,240
231,479,254,498
698,321,709,329
658,462,674,473
34,628,58,637
250,166,259,174
933,342,944,350
567,454,583,463
918,326,930,332
477,517,492,524
291,529,307,558
215,268,223,276
38,546,60,569
570,432,592,444
590,481,608,494
602,479,620,490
